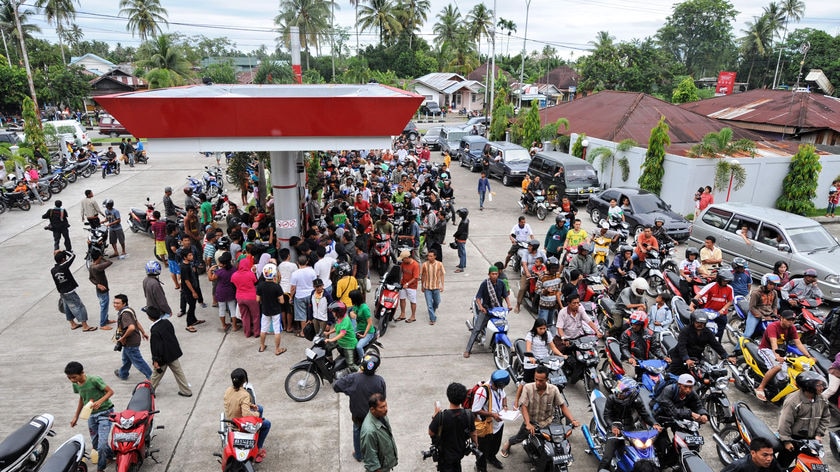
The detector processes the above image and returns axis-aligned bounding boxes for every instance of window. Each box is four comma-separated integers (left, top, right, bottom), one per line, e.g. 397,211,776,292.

600,190,619,202
701,208,732,229
725,216,758,240
756,224,786,248
472,93,478,103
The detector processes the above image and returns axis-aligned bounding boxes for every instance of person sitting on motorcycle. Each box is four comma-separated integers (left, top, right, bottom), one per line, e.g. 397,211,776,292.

667,310,735,376
720,436,782,472
224,368,271,463
650,217,677,247
523,175,544,209
616,277,649,319
515,318,566,406
633,226,659,263
465,265,512,359
555,293,603,375
691,268,734,342
535,257,563,326
620,311,669,378
568,242,597,276
515,240,545,313
562,219,589,260
544,215,568,260
780,268,823,313
777,371,830,468
439,179,454,201
731,257,752,298
745,274,779,340
650,374,708,467
505,216,534,270
529,256,546,279
648,293,673,333
753,310,814,402
607,245,634,297
607,198,624,222
677,247,702,299
597,378,662,472
698,236,722,278
372,213,393,238
594,219,620,256
104,146,117,171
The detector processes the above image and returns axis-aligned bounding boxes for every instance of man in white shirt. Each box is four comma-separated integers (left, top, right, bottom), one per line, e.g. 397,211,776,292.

504,216,534,269
289,256,318,333
313,247,334,292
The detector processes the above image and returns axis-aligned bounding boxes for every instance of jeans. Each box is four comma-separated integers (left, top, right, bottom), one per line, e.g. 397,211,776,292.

743,312,760,339
457,241,466,269
538,307,556,334
61,291,88,322
97,291,109,326
356,332,376,359
353,418,363,461
118,345,152,379
88,409,113,471
52,227,71,251
257,418,271,449
479,191,486,209
424,289,441,322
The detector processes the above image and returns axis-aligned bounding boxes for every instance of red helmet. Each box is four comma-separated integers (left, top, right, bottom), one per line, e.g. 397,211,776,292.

629,310,648,328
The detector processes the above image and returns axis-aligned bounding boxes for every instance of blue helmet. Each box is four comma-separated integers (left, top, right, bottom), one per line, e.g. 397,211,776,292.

145,260,161,276
613,378,639,399
491,369,510,388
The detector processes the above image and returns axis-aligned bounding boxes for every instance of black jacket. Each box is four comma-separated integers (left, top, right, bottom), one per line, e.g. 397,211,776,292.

453,218,469,241
43,207,69,230
603,392,657,430
651,384,708,421
670,325,727,363
620,326,665,361
149,319,183,365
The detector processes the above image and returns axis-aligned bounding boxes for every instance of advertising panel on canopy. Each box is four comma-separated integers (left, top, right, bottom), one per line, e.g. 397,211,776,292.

716,72,737,95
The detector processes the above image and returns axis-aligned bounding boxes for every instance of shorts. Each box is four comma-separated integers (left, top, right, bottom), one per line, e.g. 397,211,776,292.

109,228,125,246
168,260,181,275
399,287,417,303
155,241,166,257
757,348,788,382
293,297,309,322
261,314,283,334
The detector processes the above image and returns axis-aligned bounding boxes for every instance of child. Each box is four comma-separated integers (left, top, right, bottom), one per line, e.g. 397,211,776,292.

530,256,547,278
350,289,376,360
648,293,673,332
310,278,333,334
325,301,358,372
150,211,167,263
65,361,114,472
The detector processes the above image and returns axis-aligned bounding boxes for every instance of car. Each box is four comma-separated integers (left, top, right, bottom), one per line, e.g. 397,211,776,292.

402,121,419,141
0,131,21,145
439,127,469,160
463,116,489,135
586,187,691,241
689,202,840,301
457,135,489,172
98,114,128,137
528,151,600,203
419,101,443,117
43,120,88,145
485,141,530,186
420,125,444,150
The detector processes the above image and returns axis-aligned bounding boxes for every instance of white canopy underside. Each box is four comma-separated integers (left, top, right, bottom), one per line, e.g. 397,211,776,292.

149,136,394,153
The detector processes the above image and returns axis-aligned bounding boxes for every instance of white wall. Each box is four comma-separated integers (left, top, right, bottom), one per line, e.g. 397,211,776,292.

577,133,840,217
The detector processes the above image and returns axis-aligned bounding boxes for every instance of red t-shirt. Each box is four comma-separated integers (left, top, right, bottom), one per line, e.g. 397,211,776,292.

696,282,734,312
151,220,167,241
355,200,370,213
759,321,798,350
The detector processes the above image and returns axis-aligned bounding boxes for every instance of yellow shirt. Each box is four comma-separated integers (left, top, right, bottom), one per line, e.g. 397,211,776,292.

521,177,531,193
565,229,589,248
335,276,359,307
443,152,451,168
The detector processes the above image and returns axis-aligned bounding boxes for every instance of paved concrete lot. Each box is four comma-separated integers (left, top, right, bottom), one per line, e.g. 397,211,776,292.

0,149,837,472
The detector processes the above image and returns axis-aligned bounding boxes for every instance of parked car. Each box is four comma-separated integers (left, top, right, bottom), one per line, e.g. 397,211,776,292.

587,187,691,241
421,125,444,150
419,101,443,117
43,120,88,145
528,151,600,203
486,141,530,186
402,121,419,141
0,131,21,145
464,116,489,135
98,114,128,137
439,127,469,159
690,202,840,301
457,135,489,172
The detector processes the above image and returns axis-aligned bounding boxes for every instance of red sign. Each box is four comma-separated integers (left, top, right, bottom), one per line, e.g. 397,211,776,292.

716,71,737,95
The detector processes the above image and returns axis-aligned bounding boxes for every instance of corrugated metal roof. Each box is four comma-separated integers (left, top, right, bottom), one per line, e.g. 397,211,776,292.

414,73,467,93
679,89,840,134
539,90,764,146
442,80,483,94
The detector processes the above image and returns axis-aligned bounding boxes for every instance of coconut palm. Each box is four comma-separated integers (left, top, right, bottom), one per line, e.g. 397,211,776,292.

254,60,294,84
0,0,40,49
771,0,805,87
432,4,460,50
587,138,636,187
688,128,756,158
358,0,401,45
466,3,492,58
740,14,774,86
59,23,83,50
35,0,78,65
589,30,615,51
445,26,478,75
496,17,515,56
394,0,430,49
276,0,331,69
119,0,168,42
135,34,191,86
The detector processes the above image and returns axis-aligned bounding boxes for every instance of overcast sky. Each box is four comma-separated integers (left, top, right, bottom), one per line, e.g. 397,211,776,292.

24,0,840,59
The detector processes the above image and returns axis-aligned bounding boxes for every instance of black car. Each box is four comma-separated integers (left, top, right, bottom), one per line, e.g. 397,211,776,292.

402,121,419,141
419,101,443,117
457,135,489,172
421,125,444,150
586,187,691,241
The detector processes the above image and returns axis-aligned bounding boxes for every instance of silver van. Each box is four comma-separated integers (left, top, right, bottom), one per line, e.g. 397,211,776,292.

689,202,840,301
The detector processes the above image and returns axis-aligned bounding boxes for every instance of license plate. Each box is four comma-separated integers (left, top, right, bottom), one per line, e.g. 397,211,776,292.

305,348,317,360
554,454,573,464
685,435,704,446
233,438,255,449
113,432,140,443
811,465,828,472
384,297,397,304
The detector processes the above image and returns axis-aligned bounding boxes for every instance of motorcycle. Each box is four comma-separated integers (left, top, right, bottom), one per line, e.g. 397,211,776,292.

83,220,109,269
134,149,148,165
509,339,568,391
0,413,55,472
654,417,707,470
608,216,630,253
39,434,87,472
44,172,66,195
4,176,51,203
465,306,513,370
374,265,402,338
689,360,734,433
108,380,161,472
727,334,816,404
593,233,612,265
185,176,203,195
101,158,120,179
520,189,550,221
671,296,721,335
59,163,78,184
0,188,31,212
713,401,780,466
370,232,392,277
214,413,262,472
597,336,668,393
73,158,95,179
582,389,661,472
203,166,223,198
128,198,157,238
522,419,575,472
562,333,601,396
509,241,530,274
635,245,670,296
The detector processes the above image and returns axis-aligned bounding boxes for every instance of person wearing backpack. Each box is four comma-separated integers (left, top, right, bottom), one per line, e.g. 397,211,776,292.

43,200,71,252
470,371,510,472
428,382,477,472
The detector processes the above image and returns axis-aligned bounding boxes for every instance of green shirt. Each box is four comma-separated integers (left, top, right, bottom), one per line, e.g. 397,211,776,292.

199,201,213,225
335,316,358,349
360,413,398,471
72,375,113,413
353,304,375,336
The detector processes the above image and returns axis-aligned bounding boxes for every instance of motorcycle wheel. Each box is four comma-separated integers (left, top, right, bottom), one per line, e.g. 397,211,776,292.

25,438,50,471
0,199,7,214
81,166,93,178
724,316,744,346
75,461,88,472
492,342,511,370
223,460,248,472
129,222,140,233
583,368,597,397
284,366,321,402
67,172,77,183
536,206,547,221
207,185,218,199
732,365,750,394
85,254,92,269
509,354,524,382
127,463,140,472
597,358,617,391
378,309,391,338
59,177,68,190
19,199,31,211
39,187,52,202
830,431,840,462
49,182,62,195
715,426,745,466
705,396,729,433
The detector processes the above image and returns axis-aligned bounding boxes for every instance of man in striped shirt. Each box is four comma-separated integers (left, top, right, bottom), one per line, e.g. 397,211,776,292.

420,251,445,325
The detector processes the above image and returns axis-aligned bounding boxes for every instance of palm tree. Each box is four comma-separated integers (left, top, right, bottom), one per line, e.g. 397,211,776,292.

432,4,460,50
394,0,429,49
446,26,478,75
135,34,191,86
740,14,774,86
254,60,294,84
588,31,615,51
0,0,40,54
59,23,83,51
771,0,805,87
587,138,636,187
358,0,401,45
35,0,78,65
119,0,168,42
276,0,331,69
466,3,492,60
496,17,515,56
688,128,756,158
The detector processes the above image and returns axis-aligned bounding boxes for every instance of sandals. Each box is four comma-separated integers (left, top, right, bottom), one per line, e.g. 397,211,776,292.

255,449,266,463
258,346,267,353
755,389,767,402
405,318,416,323
394,316,406,322
83,326,98,332
192,320,206,325
70,323,82,330
500,445,510,458
185,326,197,333
275,347,287,356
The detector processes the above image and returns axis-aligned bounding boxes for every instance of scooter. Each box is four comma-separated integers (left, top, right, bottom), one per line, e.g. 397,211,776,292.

214,413,262,472
202,166,223,198
689,359,734,433
109,380,162,472
713,401,780,466
0,188,31,212
562,333,601,396
654,417,707,470
671,296,721,335
370,232,392,277
128,198,156,237
374,265,402,338
134,149,148,165
509,339,568,390
101,158,120,179
592,233,612,265
727,334,815,404
83,221,109,269
635,246,669,296
39,434,87,472
519,189,549,221
0,413,55,472
465,306,513,370
597,336,668,393
509,240,530,274
522,420,575,472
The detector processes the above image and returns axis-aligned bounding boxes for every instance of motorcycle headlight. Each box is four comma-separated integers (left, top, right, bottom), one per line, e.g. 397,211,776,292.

715,377,729,390
630,438,654,449
119,415,135,429
241,421,261,434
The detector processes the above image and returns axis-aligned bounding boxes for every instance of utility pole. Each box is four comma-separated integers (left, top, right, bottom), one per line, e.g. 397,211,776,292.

489,0,497,130
13,0,38,117
517,0,532,110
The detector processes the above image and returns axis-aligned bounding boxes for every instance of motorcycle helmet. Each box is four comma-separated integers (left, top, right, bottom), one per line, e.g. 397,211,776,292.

598,219,610,230
716,268,734,283
102,198,114,208
761,274,781,287
328,301,347,319
630,278,649,296
528,240,540,250
456,208,469,219
555,214,565,225
546,256,560,268
578,242,594,254
691,309,709,325
217,236,231,250
654,216,665,226
613,378,639,400
261,263,278,280
145,260,161,276
685,247,700,259
360,353,381,375
796,371,827,395
629,310,648,328
732,257,747,270
229,217,242,228
336,261,352,278
491,369,511,388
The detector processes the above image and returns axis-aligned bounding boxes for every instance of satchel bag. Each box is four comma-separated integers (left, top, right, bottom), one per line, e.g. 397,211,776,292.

474,387,494,438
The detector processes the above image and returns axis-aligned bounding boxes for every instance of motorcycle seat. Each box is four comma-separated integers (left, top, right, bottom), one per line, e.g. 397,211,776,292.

39,439,82,472
131,209,146,218
744,341,769,373
0,417,49,467
514,338,527,358
127,384,153,412
736,297,750,317
600,297,618,315
734,402,780,451
593,396,608,432
672,297,691,326
606,338,622,363
665,270,681,287
680,450,712,472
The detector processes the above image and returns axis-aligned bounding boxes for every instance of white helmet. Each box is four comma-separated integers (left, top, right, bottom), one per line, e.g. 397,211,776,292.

631,278,649,295
262,263,278,280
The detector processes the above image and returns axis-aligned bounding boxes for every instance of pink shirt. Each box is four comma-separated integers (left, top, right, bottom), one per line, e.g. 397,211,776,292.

231,259,257,300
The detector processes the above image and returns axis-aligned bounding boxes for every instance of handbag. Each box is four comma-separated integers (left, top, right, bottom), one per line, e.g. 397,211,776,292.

449,241,458,250
365,278,371,291
474,385,494,438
